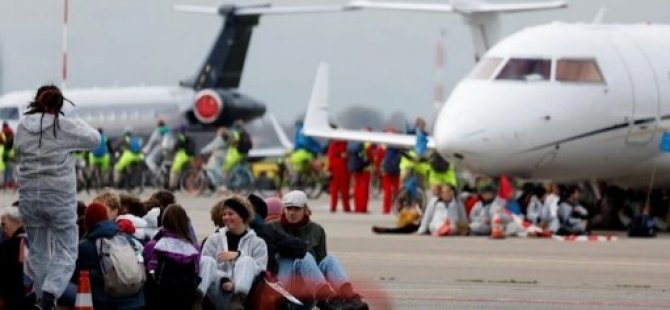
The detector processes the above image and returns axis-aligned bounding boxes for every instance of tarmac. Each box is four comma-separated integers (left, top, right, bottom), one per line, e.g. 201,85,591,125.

2,190,670,309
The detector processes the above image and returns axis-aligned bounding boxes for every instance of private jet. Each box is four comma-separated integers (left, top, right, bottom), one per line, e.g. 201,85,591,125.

303,0,670,189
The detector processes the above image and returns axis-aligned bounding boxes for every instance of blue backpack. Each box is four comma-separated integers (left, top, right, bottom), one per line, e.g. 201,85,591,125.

91,135,109,157
347,142,367,172
128,136,142,153
382,147,401,176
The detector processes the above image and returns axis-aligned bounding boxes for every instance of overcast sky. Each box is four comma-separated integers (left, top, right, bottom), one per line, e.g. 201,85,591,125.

2,0,670,123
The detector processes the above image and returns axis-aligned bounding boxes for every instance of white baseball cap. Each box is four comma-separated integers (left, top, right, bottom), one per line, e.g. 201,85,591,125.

282,190,308,207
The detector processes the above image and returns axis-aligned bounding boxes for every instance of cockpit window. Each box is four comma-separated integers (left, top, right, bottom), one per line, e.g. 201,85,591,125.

0,107,19,120
556,59,605,83
495,58,551,81
467,57,503,79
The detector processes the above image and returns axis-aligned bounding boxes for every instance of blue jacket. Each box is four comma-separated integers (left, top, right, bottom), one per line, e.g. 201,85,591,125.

294,124,322,154
74,220,145,310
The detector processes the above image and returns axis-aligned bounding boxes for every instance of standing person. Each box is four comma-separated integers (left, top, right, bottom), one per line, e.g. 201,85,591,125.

348,141,372,213
380,142,401,214
14,85,100,310
143,119,170,178
326,138,350,213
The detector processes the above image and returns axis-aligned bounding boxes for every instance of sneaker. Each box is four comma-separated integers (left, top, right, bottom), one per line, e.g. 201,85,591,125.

34,292,56,310
343,294,369,310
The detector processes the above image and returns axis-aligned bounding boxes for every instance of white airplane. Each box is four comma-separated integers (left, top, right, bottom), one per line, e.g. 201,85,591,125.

303,0,670,189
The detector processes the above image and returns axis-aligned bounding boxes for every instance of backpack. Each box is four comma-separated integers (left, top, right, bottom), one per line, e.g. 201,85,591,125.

97,234,146,298
429,152,450,173
347,142,367,172
381,148,401,176
236,129,253,155
628,214,656,238
91,135,108,157
128,136,142,154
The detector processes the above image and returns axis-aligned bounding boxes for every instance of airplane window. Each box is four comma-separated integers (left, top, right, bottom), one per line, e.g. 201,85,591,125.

0,107,19,120
467,57,502,79
556,59,604,83
496,58,551,81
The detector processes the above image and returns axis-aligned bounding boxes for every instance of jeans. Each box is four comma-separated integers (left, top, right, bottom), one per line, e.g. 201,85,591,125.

19,190,78,298
277,254,350,310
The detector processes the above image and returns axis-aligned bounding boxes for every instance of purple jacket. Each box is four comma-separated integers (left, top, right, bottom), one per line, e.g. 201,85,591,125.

143,229,201,274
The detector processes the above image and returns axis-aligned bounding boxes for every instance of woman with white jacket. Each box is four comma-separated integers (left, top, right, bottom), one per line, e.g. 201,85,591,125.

418,185,467,236
202,196,268,310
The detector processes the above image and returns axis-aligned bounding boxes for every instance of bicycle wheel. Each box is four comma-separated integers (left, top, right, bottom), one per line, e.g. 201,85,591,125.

125,163,145,195
227,165,255,194
300,170,323,199
88,167,102,193
182,169,207,196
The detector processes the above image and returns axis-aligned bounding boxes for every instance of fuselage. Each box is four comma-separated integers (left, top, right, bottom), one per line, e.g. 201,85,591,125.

0,86,193,137
435,23,670,187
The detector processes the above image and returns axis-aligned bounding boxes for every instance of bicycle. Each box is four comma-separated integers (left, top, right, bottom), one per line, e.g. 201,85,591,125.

118,160,147,194
288,158,325,199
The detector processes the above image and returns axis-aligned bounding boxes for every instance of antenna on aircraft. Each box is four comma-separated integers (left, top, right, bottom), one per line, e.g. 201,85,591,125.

592,7,606,24
62,0,69,89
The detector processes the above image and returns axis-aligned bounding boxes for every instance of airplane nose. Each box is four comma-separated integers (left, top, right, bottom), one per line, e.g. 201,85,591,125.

434,110,487,159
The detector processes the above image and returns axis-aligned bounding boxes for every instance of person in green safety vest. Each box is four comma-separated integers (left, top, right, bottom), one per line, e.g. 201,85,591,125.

113,129,144,186
169,125,195,189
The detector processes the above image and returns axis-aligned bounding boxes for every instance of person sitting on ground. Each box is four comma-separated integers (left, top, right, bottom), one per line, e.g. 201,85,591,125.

269,190,369,310
264,197,284,222
144,190,197,243
469,184,505,236
0,206,35,310
418,185,468,236
73,202,145,310
92,189,122,220
117,194,150,242
202,196,268,310
525,185,555,235
142,198,162,239
143,204,203,310
557,186,589,235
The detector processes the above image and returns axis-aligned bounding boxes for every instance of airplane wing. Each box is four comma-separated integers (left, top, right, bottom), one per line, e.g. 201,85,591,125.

302,63,435,149
346,0,566,14
174,4,357,16
247,113,293,159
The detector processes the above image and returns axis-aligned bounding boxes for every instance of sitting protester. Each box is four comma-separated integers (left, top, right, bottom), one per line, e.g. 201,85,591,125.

557,186,589,235
269,190,369,310
73,202,145,310
469,185,504,236
417,185,468,236
143,204,203,310
117,194,150,241
0,206,35,310
202,196,268,310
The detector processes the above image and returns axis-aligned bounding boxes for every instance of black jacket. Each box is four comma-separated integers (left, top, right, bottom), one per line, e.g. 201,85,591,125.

250,220,307,273
0,227,34,310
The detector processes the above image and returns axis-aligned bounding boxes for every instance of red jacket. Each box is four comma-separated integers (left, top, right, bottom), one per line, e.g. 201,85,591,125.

327,140,348,172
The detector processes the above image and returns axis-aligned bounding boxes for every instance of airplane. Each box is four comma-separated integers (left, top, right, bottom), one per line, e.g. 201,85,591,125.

0,3,351,138
303,0,670,189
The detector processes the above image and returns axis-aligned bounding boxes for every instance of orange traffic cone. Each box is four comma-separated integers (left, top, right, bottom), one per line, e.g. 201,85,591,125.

491,214,505,239
75,270,93,310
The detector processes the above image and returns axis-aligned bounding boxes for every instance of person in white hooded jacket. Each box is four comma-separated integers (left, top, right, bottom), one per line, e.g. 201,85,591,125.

14,85,100,310
418,185,467,236
202,196,268,310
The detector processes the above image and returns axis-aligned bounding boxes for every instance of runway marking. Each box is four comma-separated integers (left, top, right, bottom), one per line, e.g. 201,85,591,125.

335,252,670,268
376,295,670,308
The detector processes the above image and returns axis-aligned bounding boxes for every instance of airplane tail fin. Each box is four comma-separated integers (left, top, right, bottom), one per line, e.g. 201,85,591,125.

346,0,568,60
174,4,352,90
304,63,332,134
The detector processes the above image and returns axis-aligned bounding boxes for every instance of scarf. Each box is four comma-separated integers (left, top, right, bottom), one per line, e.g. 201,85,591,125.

280,213,310,229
